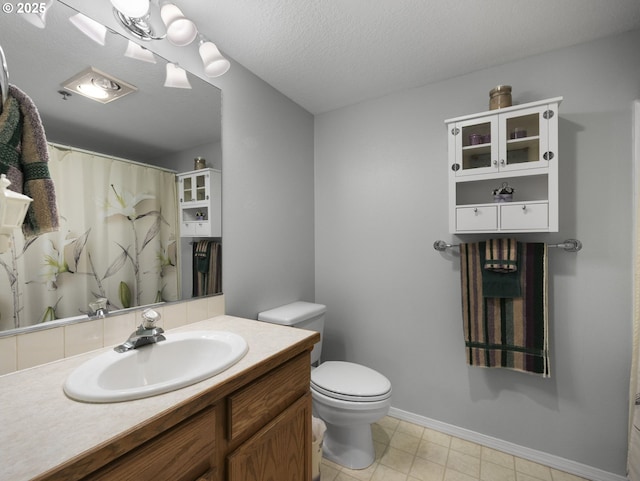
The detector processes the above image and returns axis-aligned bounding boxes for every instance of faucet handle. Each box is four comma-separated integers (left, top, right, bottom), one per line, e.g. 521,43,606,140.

141,308,161,329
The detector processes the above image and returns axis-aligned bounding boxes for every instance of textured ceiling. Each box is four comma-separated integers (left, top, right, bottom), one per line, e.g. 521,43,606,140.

192,0,640,114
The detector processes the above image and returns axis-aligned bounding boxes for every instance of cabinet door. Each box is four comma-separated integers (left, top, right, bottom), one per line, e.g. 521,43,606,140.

498,104,553,172
450,115,498,176
227,393,311,481
193,172,210,202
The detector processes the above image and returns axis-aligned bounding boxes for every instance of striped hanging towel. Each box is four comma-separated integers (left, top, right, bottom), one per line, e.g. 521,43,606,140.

459,241,549,377
484,238,518,272
192,240,222,297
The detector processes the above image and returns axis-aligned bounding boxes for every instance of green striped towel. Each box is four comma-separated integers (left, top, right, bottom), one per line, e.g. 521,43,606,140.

459,242,549,377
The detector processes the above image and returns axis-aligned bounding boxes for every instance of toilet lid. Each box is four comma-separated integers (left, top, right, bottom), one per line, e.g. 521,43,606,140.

311,361,391,402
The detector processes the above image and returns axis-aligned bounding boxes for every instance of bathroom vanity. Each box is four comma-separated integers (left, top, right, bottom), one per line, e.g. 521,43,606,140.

0,316,320,481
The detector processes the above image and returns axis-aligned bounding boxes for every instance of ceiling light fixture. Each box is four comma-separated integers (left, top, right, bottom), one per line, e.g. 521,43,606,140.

69,13,108,46
108,1,231,78
160,3,197,46
111,0,164,41
164,63,191,89
110,0,150,18
199,40,230,78
61,67,137,103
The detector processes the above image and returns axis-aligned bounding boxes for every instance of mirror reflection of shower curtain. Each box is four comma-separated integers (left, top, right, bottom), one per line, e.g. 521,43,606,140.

0,144,179,330
630,100,640,480
192,240,221,297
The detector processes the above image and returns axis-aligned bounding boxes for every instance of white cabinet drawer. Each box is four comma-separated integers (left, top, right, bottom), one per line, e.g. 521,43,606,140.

182,221,214,237
500,202,548,230
456,206,498,231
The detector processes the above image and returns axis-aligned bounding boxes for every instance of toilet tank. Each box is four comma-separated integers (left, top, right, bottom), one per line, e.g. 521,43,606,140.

257,301,326,365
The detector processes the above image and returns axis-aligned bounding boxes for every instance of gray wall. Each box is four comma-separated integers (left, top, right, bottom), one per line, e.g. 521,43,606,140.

215,62,316,318
314,29,640,475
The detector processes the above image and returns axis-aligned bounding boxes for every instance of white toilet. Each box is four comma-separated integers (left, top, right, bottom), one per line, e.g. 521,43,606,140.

257,301,392,470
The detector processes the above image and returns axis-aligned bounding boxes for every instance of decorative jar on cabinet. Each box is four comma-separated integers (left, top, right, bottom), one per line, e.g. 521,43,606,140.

446,97,562,233
177,168,221,237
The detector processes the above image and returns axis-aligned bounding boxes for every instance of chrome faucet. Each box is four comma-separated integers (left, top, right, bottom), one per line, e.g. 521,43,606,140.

114,308,166,353
89,298,108,319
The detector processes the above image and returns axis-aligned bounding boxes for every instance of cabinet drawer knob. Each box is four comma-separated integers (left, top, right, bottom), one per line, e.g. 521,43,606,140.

522,205,527,211
500,159,505,166
473,208,478,213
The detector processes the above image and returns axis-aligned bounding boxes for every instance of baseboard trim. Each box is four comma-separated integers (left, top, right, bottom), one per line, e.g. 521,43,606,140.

388,407,627,481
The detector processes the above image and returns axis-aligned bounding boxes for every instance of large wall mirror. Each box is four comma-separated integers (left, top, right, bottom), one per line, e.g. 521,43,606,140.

0,1,222,335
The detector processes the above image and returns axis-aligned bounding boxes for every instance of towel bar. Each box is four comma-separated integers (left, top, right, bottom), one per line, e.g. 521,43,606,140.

433,239,582,252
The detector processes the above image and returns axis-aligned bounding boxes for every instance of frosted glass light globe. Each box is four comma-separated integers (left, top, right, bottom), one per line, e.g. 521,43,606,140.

110,0,149,18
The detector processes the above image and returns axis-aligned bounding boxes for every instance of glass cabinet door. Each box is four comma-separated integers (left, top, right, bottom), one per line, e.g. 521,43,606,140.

183,177,193,202
498,104,550,172
453,116,498,176
195,173,208,201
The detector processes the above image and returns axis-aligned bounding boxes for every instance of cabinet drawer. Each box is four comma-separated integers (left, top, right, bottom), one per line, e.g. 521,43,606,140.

181,222,213,237
84,407,216,481
500,202,548,230
456,206,498,231
228,352,310,443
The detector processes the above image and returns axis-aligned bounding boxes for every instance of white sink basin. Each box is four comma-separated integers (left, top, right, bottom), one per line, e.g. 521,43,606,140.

64,330,248,403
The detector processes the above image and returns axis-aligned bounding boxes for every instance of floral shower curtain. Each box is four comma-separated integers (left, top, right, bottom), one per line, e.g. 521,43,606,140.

630,100,640,480
0,144,178,331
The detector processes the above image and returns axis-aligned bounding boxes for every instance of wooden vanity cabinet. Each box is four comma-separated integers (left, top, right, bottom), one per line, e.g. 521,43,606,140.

38,349,314,481
227,394,311,481
225,351,312,481
83,406,217,481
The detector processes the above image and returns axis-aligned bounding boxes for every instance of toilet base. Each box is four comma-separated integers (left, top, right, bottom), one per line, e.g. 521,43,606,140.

322,422,375,470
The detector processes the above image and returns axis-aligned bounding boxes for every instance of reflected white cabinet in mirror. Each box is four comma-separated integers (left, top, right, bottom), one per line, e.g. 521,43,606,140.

446,97,562,233
178,169,222,238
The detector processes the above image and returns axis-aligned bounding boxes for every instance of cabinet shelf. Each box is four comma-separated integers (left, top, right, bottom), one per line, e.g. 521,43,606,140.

446,97,562,233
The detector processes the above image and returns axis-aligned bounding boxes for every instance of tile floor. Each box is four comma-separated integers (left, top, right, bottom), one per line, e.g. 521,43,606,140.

319,416,590,481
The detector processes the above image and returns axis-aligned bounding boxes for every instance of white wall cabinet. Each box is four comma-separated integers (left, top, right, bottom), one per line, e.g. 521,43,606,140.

177,168,221,238
446,97,562,233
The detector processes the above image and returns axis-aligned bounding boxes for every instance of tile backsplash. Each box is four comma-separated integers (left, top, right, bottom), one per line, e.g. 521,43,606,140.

0,295,225,375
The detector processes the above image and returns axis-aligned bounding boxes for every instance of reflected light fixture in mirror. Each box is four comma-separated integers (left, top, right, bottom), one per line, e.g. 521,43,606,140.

160,3,198,46
62,66,138,103
199,41,231,78
69,12,107,46
21,0,54,29
164,63,191,89
125,40,157,63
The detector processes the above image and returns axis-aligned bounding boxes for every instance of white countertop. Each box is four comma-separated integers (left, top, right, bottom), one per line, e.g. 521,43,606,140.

0,315,317,481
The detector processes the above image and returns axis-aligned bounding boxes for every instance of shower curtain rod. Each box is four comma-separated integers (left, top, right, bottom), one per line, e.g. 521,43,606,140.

48,142,177,174
433,239,582,252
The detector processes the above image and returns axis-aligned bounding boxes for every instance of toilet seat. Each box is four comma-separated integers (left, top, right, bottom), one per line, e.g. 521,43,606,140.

311,361,391,402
